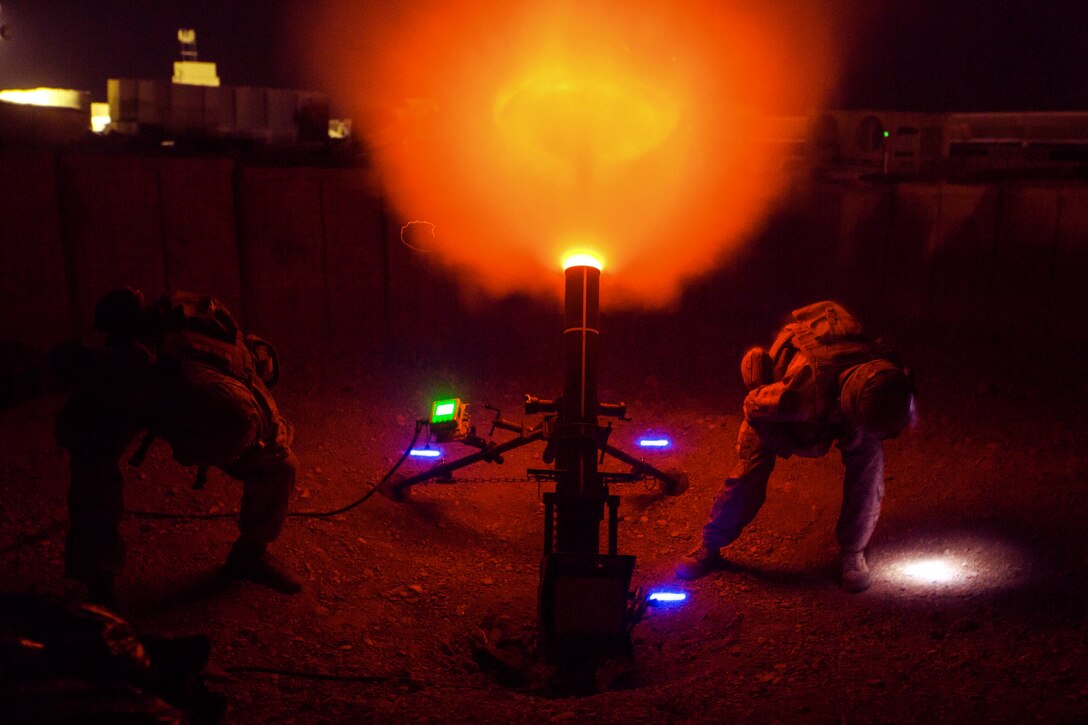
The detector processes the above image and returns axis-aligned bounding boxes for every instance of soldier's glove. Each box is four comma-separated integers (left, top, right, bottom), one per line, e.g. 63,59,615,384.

245,335,280,388
740,347,772,391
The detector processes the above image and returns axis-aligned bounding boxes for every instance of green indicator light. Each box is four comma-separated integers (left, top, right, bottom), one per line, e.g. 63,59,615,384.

431,398,460,425
883,130,890,138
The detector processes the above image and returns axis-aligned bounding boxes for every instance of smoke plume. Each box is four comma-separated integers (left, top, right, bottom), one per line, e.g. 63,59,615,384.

304,0,841,307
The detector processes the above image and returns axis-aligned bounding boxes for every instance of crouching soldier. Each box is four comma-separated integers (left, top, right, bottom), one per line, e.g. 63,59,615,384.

56,288,301,606
676,301,915,592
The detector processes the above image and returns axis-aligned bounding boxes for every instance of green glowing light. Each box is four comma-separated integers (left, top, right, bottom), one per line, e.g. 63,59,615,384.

431,399,460,425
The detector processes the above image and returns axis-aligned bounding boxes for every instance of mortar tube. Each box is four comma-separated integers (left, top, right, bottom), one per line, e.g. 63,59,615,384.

554,264,604,553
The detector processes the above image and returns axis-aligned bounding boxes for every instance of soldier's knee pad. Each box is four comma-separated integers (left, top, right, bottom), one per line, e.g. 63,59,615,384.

740,347,772,390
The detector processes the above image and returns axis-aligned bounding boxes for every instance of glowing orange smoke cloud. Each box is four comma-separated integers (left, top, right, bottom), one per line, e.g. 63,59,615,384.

305,0,840,307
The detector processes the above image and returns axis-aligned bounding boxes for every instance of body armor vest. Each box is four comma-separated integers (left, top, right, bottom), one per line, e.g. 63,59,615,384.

768,301,878,411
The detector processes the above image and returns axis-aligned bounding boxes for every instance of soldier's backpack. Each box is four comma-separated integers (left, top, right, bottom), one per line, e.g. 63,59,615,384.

142,293,288,477
158,293,249,378
768,301,878,406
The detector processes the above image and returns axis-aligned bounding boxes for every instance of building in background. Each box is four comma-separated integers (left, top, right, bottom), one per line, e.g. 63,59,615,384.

0,29,345,148
0,87,91,145
105,29,331,145
3,27,1088,176
801,110,1088,177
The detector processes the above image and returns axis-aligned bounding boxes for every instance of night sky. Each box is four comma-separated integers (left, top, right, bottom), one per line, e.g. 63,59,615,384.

2,0,1087,113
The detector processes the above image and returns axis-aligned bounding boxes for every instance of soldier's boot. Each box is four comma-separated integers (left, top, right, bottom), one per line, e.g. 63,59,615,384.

223,541,302,595
675,543,722,580
840,550,872,593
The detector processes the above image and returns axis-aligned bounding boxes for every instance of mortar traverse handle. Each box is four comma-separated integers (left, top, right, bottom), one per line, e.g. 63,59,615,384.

486,404,524,435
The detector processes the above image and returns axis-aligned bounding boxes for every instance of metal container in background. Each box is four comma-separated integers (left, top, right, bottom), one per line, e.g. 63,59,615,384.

266,89,298,144
107,79,138,124
168,83,205,136
234,86,269,140
297,92,330,143
204,85,236,136
137,80,168,128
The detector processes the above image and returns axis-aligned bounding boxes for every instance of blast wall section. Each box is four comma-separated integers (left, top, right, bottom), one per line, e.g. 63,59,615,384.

158,158,243,317
320,172,388,351
0,150,399,364
775,178,1088,342
58,154,167,334
236,167,328,351
1,148,1087,370
0,151,70,350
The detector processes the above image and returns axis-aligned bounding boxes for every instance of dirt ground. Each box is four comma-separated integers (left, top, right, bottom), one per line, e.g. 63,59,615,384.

2,313,1087,723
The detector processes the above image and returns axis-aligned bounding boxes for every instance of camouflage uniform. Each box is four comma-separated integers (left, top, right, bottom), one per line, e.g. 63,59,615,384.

57,291,296,596
700,301,901,558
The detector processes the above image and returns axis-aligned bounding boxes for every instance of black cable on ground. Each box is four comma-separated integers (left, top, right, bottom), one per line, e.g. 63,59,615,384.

289,419,421,519
129,421,424,521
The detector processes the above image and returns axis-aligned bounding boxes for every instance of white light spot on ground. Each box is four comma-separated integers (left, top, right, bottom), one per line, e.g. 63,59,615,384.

899,558,961,583
874,533,1031,597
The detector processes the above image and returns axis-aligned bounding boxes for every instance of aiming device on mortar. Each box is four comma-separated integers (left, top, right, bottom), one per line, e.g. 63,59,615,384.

380,258,688,661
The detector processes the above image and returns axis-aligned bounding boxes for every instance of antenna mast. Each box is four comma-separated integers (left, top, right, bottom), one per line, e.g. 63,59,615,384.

178,28,198,61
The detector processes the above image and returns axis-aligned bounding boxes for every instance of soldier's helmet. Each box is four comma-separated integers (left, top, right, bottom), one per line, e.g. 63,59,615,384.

839,360,915,439
93,287,147,338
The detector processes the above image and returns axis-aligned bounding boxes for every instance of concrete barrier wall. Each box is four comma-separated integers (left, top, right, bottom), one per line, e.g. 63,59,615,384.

1053,185,1088,327
159,157,243,316
921,183,999,333
753,179,1084,341
995,183,1061,337
58,154,167,334
0,151,69,349
236,166,328,353
2,148,1088,360
319,169,387,351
